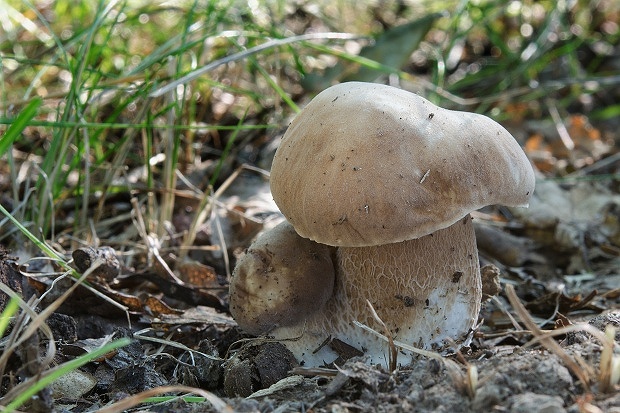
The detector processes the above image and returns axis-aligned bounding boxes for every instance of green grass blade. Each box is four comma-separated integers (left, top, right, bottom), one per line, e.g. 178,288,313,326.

0,98,42,157
0,203,67,265
143,395,209,403
209,110,246,187
591,103,620,121
3,337,131,413
0,296,20,337
149,32,360,98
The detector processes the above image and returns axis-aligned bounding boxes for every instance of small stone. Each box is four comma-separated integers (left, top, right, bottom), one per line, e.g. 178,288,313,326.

49,369,97,399
508,392,566,413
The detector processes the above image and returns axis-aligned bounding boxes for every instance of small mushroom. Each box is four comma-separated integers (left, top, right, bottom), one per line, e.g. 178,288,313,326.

229,82,535,367
229,220,336,336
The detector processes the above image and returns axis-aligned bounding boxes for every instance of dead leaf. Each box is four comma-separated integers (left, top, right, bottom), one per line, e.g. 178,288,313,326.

153,305,235,329
510,179,620,273
524,290,602,317
144,296,183,317
177,259,219,287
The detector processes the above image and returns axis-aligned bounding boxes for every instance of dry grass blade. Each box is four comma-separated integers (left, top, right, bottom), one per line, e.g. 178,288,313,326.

505,284,592,391
513,319,618,393
96,385,233,413
353,319,477,398
13,261,102,349
179,163,269,261
465,364,478,399
134,328,222,361
130,197,186,285
365,299,397,372
598,326,620,393
546,99,576,151
1,337,129,412
0,288,55,390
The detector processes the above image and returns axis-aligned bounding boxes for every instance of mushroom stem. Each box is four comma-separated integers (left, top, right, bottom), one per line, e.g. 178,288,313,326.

272,214,482,366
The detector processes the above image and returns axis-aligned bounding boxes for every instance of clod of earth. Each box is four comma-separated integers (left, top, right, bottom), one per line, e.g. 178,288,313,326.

223,341,299,397
229,81,536,367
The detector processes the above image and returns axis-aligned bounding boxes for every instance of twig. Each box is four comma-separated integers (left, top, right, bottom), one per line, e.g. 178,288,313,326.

546,99,575,151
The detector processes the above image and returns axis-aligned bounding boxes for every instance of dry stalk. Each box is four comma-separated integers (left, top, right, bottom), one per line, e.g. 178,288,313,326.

576,393,605,413
353,319,478,399
0,290,53,385
598,325,620,393
448,339,479,399
131,197,186,285
505,284,592,391
365,299,397,372
505,316,618,393
178,163,269,262
96,385,233,413
133,328,222,362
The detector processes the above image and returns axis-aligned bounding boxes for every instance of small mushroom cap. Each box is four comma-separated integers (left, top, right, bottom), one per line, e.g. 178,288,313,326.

229,221,336,336
270,82,535,247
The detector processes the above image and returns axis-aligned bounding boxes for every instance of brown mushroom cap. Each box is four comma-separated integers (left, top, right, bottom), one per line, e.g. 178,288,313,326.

270,82,535,247
229,221,336,336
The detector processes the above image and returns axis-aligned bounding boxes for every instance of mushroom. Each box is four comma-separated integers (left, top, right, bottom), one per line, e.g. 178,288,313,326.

229,82,535,367
229,220,336,336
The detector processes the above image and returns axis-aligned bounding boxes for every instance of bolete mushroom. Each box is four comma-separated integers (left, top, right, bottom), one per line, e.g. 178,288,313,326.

229,82,535,367
229,220,336,336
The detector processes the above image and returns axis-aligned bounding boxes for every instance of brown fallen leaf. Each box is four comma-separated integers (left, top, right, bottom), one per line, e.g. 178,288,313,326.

122,271,227,311
177,259,220,287
524,289,603,317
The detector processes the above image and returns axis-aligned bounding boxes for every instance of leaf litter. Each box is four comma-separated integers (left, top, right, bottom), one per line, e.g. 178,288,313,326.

2,123,619,412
